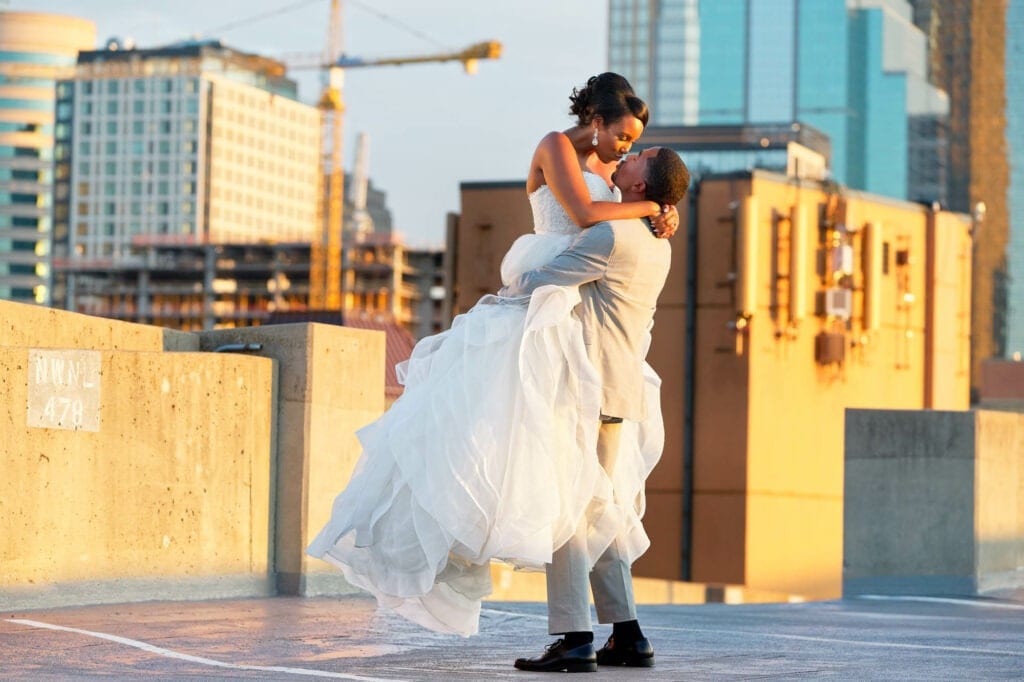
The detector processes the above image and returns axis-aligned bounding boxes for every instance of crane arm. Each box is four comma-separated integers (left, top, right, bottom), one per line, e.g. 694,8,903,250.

334,41,501,69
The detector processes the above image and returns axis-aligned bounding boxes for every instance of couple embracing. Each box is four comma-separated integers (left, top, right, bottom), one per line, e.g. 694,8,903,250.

307,72,690,673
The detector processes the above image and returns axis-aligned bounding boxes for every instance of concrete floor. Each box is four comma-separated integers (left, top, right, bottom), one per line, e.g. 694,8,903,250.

2,594,1023,680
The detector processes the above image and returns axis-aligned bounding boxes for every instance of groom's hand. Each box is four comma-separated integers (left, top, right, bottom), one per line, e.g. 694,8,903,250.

651,205,679,239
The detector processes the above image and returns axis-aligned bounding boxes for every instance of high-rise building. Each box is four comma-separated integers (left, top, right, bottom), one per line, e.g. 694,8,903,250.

608,0,949,205
51,40,321,310
908,0,1011,387
0,12,94,306
1005,0,1024,359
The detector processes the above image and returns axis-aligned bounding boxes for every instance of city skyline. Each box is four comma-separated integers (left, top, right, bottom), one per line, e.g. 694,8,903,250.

21,0,607,247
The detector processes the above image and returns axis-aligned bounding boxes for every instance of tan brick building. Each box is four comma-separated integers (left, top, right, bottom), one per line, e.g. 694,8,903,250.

451,170,972,598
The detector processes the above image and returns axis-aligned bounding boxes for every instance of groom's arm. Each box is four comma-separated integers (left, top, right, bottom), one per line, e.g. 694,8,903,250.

500,223,614,297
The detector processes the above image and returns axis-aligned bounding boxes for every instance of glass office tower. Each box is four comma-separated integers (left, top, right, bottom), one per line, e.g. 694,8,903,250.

0,12,94,305
608,0,948,204
1006,0,1024,358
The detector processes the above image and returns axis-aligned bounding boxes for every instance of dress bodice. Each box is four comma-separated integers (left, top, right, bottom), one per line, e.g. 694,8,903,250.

529,172,620,236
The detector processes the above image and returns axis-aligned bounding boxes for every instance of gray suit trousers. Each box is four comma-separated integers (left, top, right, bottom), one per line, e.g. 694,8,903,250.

546,421,637,633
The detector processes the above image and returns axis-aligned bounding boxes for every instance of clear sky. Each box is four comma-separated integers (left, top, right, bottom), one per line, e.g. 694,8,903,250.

21,0,607,247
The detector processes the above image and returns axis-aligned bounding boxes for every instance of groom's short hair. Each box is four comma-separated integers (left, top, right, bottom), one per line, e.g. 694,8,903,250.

645,149,690,206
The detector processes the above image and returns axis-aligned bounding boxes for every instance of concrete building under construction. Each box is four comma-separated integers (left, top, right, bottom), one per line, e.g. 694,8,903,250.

60,236,446,341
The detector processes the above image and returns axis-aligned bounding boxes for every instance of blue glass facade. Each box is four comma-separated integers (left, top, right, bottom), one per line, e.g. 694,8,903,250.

696,1,746,123
747,0,796,122
1006,0,1024,358
850,9,908,198
609,0,700,125
796,0,850,185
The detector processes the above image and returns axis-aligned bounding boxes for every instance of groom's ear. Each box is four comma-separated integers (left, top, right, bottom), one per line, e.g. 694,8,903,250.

632,179,648,195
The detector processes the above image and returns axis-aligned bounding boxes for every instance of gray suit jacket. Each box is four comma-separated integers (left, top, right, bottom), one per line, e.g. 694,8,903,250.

502,219,671,421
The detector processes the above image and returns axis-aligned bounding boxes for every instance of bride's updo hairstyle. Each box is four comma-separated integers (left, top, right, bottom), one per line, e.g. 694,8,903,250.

569,72,650,127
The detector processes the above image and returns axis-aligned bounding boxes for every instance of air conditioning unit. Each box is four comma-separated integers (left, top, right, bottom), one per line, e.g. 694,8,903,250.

817,287,852,320
831,244,854,275
815,331,846,365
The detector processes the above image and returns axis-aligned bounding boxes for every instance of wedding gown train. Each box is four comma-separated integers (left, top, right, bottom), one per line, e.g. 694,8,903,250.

307,172,664,636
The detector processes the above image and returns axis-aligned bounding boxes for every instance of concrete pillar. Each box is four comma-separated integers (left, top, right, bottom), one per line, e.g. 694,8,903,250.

844,409,1024,598
198,323,385,595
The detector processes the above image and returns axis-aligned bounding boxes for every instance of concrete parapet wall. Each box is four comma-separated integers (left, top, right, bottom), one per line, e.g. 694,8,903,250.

844,409,1024,598
0,300,388,609
0,300,173,353
197,323,385,596
0,346,275,610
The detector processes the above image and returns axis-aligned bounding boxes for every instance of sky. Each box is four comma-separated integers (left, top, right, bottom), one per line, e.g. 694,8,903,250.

23,0,608,247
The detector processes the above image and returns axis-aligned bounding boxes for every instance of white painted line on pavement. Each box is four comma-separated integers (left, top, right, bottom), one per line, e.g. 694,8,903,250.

6,618,405,681
643,625,1024,657
856,594,1024,611
480,608,1024,657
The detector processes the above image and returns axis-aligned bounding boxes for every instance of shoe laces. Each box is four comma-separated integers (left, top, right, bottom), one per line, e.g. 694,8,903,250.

546,639,565,653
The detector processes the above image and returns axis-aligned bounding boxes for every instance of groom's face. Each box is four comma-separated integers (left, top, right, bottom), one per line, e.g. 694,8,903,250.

611,147,660,197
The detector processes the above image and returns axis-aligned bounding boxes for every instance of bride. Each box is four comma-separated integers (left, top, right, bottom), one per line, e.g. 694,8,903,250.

307,73,677,636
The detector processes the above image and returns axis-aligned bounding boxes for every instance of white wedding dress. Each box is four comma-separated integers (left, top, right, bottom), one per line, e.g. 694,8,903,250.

307,172,664,636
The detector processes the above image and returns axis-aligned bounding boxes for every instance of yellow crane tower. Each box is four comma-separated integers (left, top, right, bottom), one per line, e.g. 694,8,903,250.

306,0,501,311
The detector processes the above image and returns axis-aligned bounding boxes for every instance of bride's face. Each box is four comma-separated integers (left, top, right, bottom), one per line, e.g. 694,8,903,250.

594,115,644,164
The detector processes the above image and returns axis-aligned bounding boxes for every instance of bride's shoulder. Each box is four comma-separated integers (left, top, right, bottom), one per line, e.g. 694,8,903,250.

535,131,573,152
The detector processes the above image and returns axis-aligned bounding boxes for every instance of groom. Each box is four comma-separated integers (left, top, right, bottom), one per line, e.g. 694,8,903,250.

500,147,690,673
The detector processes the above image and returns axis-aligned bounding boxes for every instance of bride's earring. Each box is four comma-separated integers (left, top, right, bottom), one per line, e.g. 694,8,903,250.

591,127,599,147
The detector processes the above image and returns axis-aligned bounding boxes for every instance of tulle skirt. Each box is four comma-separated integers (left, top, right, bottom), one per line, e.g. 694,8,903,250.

307,236,664,636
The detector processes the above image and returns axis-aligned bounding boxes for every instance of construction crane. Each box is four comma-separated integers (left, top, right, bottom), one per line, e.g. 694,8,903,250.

302,0,501,310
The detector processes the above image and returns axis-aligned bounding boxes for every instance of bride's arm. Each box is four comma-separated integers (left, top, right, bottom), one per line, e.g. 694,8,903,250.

532,132,660,227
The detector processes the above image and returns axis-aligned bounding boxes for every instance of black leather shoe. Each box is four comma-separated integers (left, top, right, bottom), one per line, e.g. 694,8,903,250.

514,639,597,673
595,635,655,667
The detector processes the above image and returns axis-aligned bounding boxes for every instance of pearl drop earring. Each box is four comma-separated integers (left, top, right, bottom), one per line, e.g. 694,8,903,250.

591,127,599,147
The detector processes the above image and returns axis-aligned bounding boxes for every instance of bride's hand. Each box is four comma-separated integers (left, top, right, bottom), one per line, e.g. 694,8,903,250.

651,204,680,239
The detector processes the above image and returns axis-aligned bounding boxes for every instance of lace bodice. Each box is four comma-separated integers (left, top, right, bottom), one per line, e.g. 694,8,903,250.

529,172,620,236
